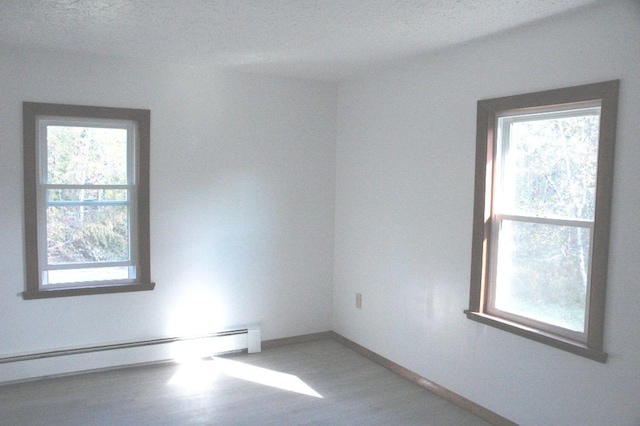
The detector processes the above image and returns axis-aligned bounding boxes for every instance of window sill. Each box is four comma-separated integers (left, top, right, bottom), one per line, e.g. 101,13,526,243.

23,282,155,299
464,310,607,363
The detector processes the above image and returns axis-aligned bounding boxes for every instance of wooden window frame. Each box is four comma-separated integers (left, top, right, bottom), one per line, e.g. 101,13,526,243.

23,102,155,299
465,81,619,363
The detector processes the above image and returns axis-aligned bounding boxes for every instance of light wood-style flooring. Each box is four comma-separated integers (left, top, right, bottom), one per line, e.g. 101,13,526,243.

0,339,491,425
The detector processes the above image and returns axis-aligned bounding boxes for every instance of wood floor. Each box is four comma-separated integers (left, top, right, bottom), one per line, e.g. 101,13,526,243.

0,339,491,425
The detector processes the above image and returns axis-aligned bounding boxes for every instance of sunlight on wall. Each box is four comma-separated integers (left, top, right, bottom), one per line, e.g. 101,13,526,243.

166,286,228,337
169,337,226,364
165,285,246,363
164,170,277,341
168,357,323,398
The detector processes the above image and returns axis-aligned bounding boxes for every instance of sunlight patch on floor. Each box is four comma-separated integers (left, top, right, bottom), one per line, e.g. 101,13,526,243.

168,357,323,398
168,358,222,390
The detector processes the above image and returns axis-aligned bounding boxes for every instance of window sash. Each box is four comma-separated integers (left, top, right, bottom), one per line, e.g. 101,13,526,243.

494,105,601,221
36,117,139,287
487,106,600,342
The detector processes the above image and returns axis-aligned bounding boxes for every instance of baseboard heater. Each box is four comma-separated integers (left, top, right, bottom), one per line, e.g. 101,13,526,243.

0,325,261,383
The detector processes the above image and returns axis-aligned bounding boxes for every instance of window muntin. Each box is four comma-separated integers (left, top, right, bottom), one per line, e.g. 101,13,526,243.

23,103,154,298
466,81,619,362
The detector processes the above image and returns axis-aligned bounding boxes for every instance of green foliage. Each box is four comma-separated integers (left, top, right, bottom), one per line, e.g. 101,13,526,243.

47,206,129,264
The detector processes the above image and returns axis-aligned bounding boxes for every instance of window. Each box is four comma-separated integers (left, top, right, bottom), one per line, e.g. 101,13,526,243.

23,102,155,298
465,81,619,362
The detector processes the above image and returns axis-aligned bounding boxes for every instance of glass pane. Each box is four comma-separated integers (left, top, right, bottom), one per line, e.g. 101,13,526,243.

500,113,599,220
47,205,130,264
47,126,128,185
46,267,131,285
494,220,591,332
47,188,127,202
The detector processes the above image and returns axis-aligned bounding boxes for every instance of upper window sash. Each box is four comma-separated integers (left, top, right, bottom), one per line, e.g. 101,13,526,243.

37,117,137,186
493,104,601,221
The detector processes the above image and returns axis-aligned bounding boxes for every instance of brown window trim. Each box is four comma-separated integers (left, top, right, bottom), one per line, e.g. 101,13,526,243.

23,102,155,299
465,80,619,363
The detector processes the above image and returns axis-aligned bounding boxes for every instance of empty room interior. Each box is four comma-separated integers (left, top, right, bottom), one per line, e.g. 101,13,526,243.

1,1,639,425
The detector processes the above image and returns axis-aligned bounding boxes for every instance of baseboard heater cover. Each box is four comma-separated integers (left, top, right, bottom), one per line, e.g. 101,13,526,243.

0,324,260,383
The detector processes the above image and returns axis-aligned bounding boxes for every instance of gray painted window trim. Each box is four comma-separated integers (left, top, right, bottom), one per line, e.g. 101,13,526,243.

23,102,155,299
465,80,619,363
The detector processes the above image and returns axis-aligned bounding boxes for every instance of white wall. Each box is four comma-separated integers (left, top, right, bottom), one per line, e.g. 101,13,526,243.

333,2,640,425
0,47,337,375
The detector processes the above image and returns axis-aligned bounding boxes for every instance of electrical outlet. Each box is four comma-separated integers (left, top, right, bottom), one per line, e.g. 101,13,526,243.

356,292,362,309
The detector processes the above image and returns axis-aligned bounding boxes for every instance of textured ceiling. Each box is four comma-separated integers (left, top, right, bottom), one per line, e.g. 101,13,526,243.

0,0,600,81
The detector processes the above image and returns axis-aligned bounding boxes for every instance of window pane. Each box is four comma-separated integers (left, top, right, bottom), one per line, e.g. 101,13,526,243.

47,126,128,185
494,220,591,332
46,266,131,285
500,114,599,220
47,205,130,264
47,188,128,202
